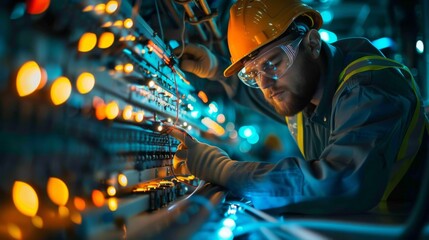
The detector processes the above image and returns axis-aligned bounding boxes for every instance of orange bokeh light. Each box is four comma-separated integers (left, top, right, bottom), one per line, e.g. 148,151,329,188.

92,190,105,207
26,0,51,15
74,197,86,211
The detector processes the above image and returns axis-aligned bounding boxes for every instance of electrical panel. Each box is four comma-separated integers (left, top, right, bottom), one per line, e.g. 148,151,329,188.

0,1,233,239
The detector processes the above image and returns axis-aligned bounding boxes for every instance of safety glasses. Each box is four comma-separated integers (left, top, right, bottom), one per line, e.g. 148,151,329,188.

237,36,303,88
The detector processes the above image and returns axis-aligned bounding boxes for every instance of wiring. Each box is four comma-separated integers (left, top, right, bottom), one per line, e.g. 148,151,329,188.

239,208,282,240
227,201,429,239
173,73,180,125
154,0,165,41
174,12,187,59
227,201,328,240
233,220,405,239
228,200,278,223
131,0,142,23
167,179,207,211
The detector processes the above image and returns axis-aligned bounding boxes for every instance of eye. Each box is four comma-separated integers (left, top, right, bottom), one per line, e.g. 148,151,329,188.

261,53,283,73
268,54,283,66
262,61,277,72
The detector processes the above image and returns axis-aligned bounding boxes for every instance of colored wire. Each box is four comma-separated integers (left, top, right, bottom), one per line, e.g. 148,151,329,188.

154,0,164,41
233,220,404,239
167,179,207,211
173,73,180,125
227,201,327,240
131,0,142,23
175,12,187,59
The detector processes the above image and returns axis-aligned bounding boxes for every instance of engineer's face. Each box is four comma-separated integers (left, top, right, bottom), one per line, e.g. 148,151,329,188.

256,35,320,116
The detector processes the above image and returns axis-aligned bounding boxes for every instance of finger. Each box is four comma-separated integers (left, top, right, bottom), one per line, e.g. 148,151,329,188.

160,123,177,135
184,133,197,147
164,126,186,143
180,59,198,73
173,155,185,167
182,44,207,58
163,125,197,147
177,143,187,151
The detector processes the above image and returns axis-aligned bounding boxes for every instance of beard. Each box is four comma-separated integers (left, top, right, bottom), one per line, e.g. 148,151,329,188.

263,73,319,116
267,90,314,116
261,49,321,117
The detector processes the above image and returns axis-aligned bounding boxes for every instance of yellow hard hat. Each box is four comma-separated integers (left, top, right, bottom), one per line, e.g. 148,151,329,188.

223,0,323,77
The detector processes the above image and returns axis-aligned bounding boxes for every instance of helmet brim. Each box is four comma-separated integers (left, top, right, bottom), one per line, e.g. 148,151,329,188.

224,8,322,78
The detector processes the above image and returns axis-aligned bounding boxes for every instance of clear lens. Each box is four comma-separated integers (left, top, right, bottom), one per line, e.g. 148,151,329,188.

237,36,303,88
237,67,260,88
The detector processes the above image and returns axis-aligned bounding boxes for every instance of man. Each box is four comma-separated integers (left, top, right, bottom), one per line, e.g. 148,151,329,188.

167,0,429,214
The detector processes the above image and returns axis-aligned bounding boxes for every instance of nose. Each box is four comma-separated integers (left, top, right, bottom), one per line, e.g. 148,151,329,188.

257,74,275,89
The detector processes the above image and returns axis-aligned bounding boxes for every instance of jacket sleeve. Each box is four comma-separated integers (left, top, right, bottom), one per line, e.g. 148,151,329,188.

284,79,413,214
187,73,414,214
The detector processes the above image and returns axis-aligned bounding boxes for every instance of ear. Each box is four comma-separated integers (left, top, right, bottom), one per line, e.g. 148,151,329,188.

303,29,322,59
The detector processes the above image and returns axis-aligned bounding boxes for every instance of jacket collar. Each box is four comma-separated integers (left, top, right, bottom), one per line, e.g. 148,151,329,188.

304,41,345,127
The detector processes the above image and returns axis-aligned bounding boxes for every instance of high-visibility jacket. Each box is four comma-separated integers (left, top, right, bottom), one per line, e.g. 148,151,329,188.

187,38,429,214
286,55,429,202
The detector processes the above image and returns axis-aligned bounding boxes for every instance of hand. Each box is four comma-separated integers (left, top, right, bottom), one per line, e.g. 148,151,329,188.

163,125,197,175
172,144,191,175
174,43,219,79
163,124,234,186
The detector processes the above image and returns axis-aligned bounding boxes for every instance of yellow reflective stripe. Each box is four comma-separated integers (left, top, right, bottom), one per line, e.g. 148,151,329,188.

297,112,305,157
382,115,426,201
336,65,392,95
338,56,404,81
397,92,421,161
341,63,419,161
338,56,427,201
337,56,408,95
381,66,425,200
338,56,380,82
